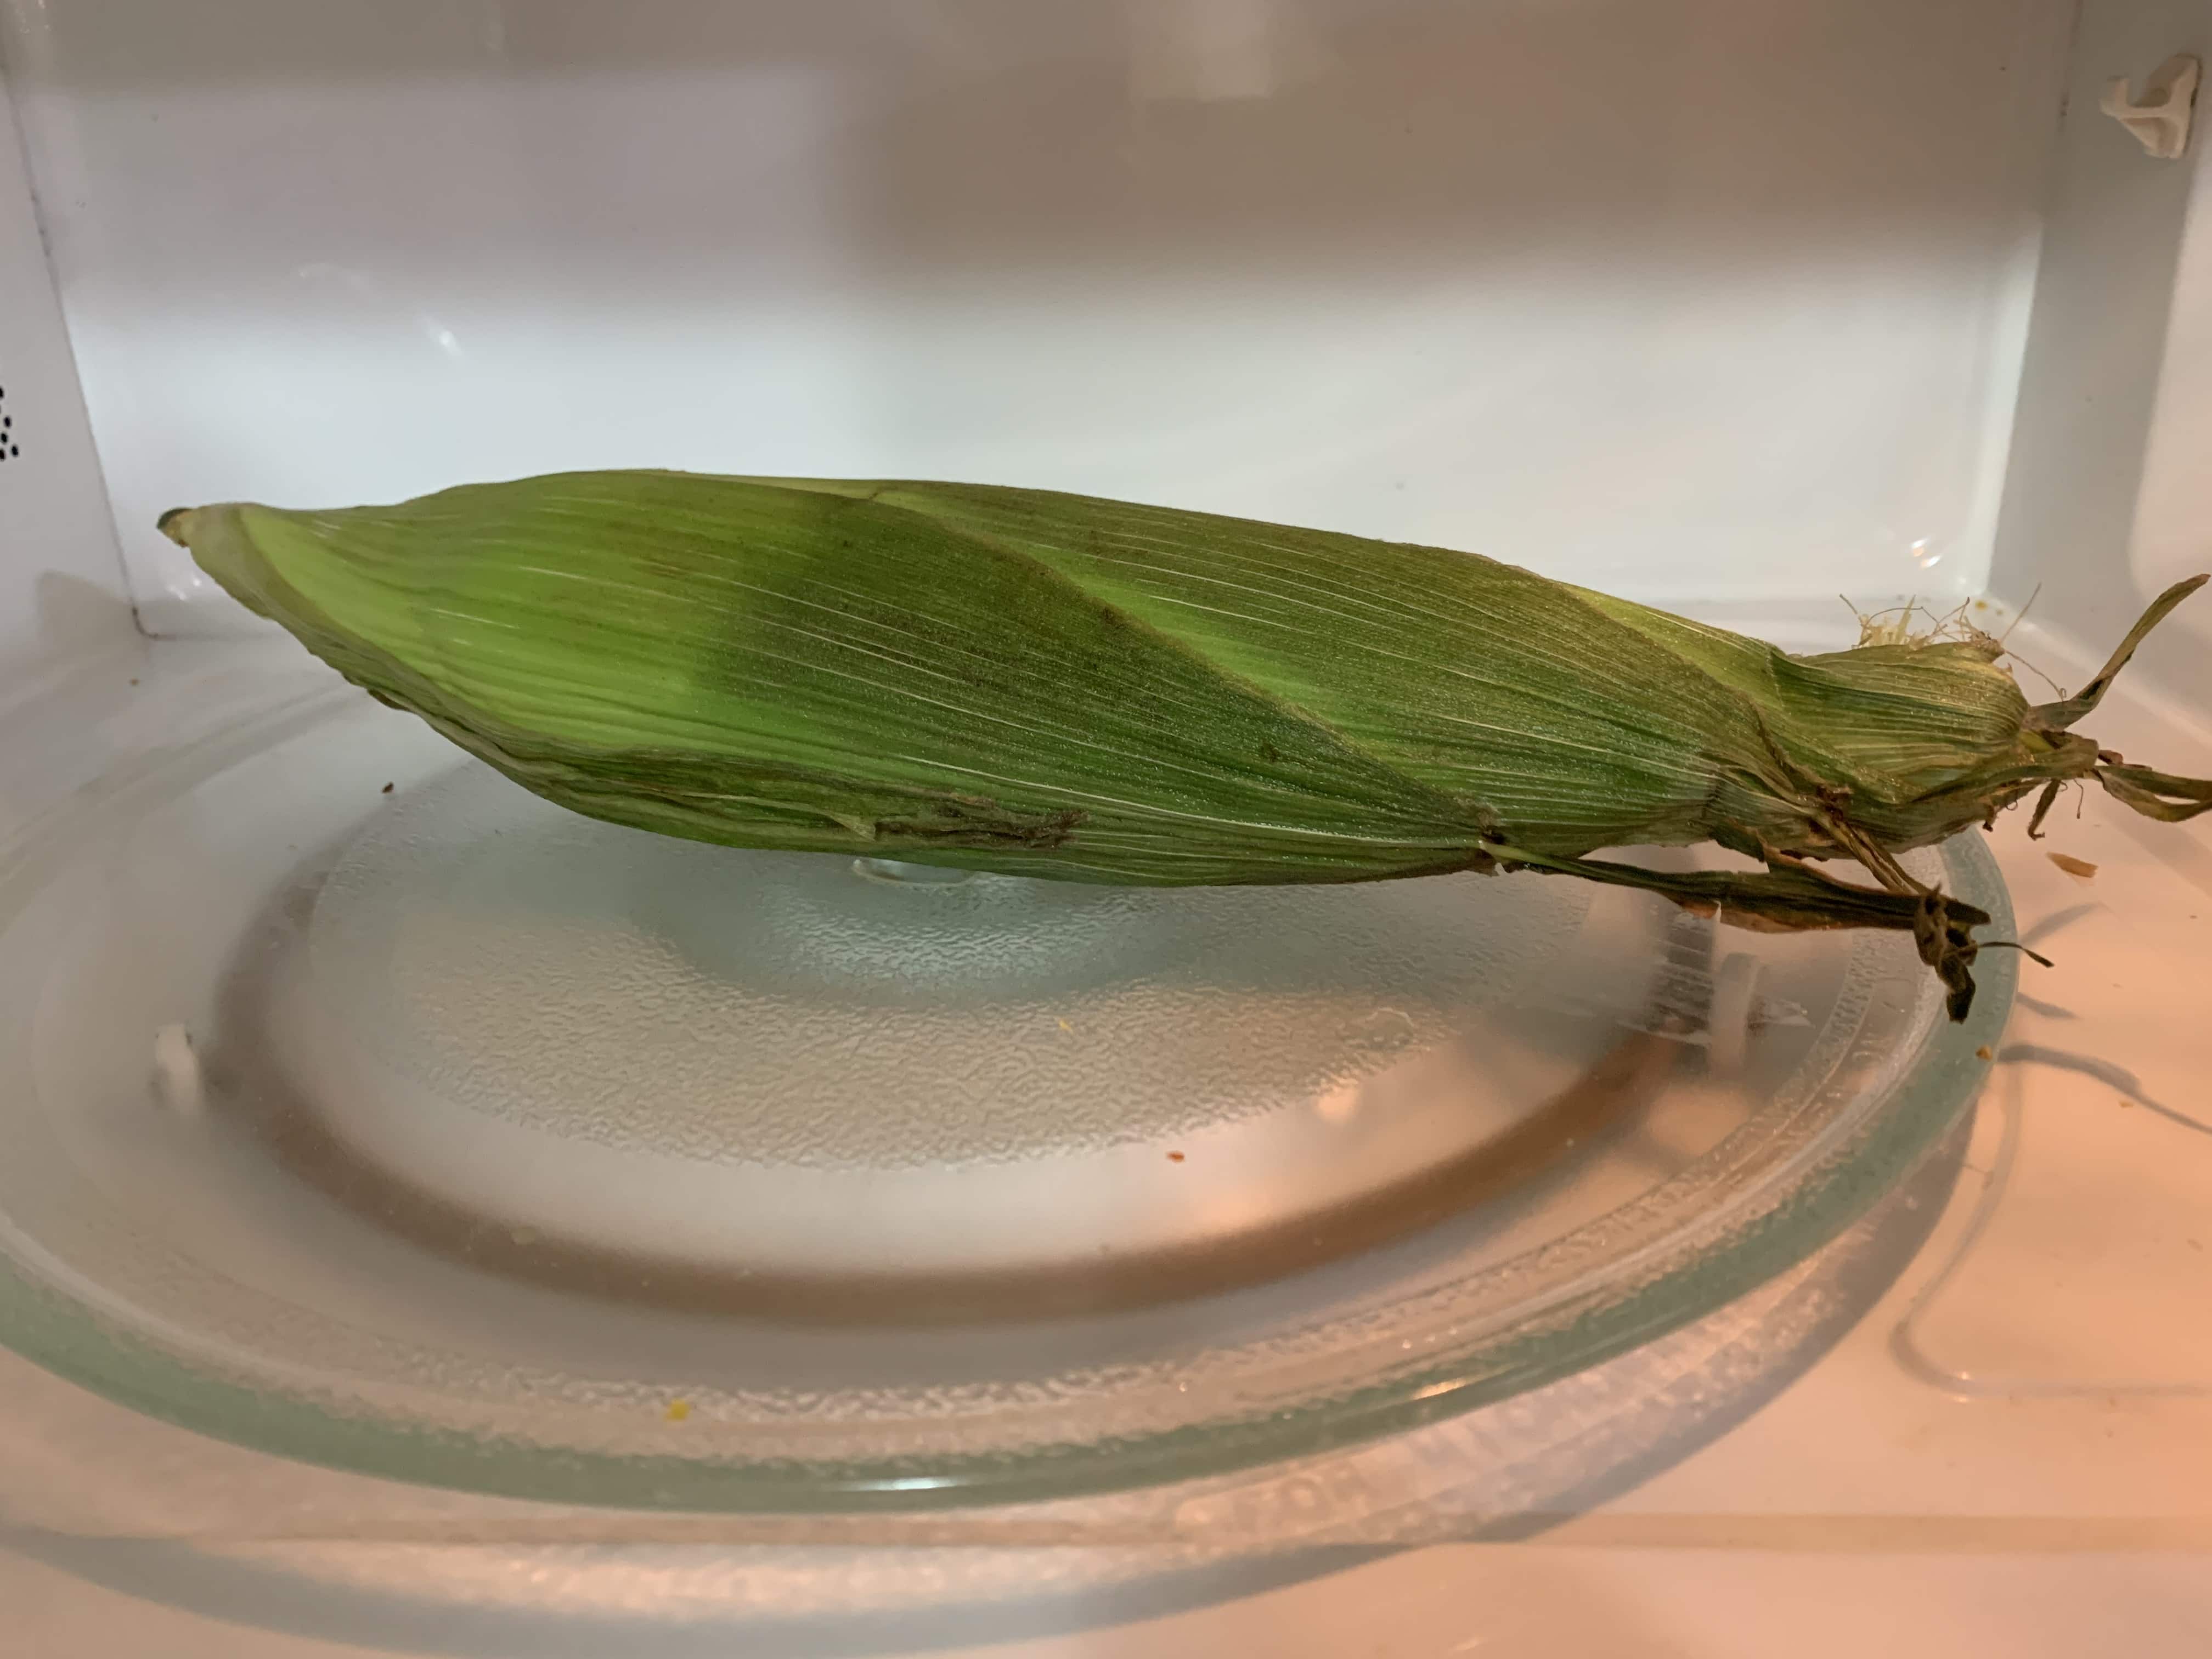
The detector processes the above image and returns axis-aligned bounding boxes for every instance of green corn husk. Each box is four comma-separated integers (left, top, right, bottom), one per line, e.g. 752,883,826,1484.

160,471,2212,1019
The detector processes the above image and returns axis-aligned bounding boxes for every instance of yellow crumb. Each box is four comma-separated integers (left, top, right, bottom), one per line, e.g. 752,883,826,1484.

664,1398,692,1422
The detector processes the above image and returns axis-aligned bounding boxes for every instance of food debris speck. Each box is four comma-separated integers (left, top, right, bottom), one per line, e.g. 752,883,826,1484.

1056,1018,1071,1032
152,1024,205,1119
2119,1098,2135,1109
1166,1150,1186,1163
1975,1045,1993,1060
381,781,395,794
665,1398,692,1422
2046,851,2097,879
129,677,139,686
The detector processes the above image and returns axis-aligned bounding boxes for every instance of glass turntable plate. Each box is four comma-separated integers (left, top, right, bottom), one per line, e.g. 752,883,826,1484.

0,641,2012,1510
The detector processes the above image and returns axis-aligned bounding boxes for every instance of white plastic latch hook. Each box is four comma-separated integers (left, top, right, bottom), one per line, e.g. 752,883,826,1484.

2102,54,2199,160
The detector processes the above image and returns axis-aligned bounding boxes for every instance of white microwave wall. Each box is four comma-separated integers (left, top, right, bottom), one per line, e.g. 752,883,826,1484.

1,0,2085,639
1994,0,2212,712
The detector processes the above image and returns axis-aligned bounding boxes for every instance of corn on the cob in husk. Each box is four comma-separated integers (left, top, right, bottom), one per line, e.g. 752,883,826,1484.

161,472,2211,1019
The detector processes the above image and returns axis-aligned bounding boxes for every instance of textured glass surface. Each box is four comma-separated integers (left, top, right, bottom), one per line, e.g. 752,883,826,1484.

0,648,2013,1509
